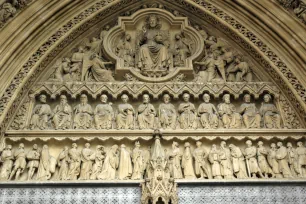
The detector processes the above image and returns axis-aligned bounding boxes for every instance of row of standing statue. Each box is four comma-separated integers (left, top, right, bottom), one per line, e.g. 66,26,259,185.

0,139,305,181
29,93,282,130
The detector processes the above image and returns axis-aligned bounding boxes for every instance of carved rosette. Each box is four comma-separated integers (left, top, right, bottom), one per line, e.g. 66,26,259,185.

103,8,204,82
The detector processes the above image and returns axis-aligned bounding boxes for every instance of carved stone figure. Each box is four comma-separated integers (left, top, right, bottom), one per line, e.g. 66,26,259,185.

85,37,102,56
173,33,192,66
98,144,119,180
30,94,52,130
194,25,208,41
239,94,261,129
53,95,72,130
71,46,85,80
0,145,13,180
194,52,225,83
208,144,222,179
276,142,292,178
79,143,94,180
116,33,134,66
83,53,114,82
26,144,40,180
116,94,135,130
193,141,211,179
244,140,263,178
94,94,114,129
178,93,197,129
229,144,248,179
137,94,156,129
100,25,110,41
9,143,26,180
257,141,274,178
227,57,252,82
295,141,306,177
74,94,93,129
57,146,69,180
286,142,297,177
143,146,152,179
0,3,16,23
219,141,234,179
259,94,281,129
118,144,132,180
198,94,219,129
131,141,144,180
137,14,170,76
218,94,241,129
37,145,55,181
182,142,196,179
158,94,176,129
52,58,76,82
268,143,283,178
169,142,183,179
67,143,81,180
90,145,105,180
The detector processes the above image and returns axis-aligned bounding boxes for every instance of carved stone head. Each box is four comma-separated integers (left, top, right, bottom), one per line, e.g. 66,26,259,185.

271,143,276,149
222,94,231,104
297,141,304,147
244,94,251,103
286,142,292,148
263,94,272,103
220,141,227,148
203,94,210,103
60,95,67,104
163,94,171,103
19,143,24,149
143,94,150,104
277,142,283,147
80,94,88,104
146,14,160,29
245,140,252,147
183,93,190,102
39,94,47,103
72,143,77,148
100,94,108,103
33,144,38,150
121,94,129,103
85,143,90,148
257,141,263,147
196,141,202,147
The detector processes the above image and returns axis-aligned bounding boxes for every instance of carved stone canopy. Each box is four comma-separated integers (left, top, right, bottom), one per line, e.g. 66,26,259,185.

103,8,204,82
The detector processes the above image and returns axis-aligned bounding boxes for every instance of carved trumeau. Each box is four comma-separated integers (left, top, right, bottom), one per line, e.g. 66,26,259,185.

141,130,178,204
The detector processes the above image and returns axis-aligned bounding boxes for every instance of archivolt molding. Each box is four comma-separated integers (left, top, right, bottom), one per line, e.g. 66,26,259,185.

0,0,306,139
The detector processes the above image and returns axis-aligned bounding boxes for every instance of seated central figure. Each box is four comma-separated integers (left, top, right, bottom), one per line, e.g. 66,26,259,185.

137,14,170,76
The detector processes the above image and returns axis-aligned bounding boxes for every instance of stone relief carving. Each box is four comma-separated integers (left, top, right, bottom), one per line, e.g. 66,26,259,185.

29,95,52,130
218,94,241,129
178,93,197,129
53,95,72,130
137,94,156,130
9,90,301,131
116,94,135,130
0,4,305,203
2,0,306,153
94,94,114,129
158,94,177,129
0,0,34,28
277,0,306,24
0,136,306,182
260,94,281,129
